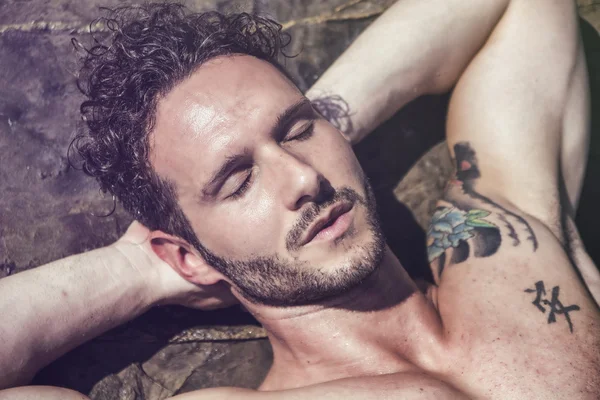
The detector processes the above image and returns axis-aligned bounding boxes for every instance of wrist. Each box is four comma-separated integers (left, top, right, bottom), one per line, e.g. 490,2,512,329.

105,242,163,309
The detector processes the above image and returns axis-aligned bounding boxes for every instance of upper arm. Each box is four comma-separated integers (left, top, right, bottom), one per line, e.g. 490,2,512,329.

445,0,580,226
426,0,600,392
434,0,595,312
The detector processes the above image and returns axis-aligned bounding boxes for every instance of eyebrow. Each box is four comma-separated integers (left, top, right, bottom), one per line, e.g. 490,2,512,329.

201,97,313,198
272,97,313,141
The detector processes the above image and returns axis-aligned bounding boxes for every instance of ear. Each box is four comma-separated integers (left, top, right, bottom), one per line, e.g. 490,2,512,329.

149,231,227,287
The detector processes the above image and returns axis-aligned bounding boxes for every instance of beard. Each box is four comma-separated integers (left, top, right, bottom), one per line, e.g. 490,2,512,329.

199,176,386,307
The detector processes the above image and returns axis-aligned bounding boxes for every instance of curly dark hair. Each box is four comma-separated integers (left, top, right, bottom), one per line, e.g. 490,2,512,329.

73,2,292,254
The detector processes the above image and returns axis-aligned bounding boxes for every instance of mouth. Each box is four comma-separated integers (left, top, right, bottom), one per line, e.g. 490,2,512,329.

301,202,354,246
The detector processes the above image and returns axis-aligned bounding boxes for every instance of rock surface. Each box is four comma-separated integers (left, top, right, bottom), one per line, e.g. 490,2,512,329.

0,1,599,398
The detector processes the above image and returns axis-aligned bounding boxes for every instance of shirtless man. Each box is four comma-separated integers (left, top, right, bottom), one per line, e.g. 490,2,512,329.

1,0,599,399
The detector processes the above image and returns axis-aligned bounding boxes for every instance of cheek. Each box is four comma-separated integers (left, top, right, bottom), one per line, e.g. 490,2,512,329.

315,127,363,181
202,194,280,258
237,194,278,250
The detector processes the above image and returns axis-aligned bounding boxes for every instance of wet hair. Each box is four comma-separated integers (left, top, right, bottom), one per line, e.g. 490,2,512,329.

73,3,292,253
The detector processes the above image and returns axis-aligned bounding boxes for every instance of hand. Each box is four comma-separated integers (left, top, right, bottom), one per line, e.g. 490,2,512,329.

111,221,238,310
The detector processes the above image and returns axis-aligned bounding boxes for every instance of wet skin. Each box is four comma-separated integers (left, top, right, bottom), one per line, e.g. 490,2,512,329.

150,55,383,305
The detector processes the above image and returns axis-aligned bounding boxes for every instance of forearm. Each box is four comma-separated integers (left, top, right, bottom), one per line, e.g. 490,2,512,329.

306,0,510,143
0,246,156,388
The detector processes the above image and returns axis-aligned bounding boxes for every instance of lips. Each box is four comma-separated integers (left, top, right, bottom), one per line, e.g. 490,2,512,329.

301,202,353,246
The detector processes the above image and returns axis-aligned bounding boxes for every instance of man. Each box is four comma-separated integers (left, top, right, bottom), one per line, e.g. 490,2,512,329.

0,0,599,399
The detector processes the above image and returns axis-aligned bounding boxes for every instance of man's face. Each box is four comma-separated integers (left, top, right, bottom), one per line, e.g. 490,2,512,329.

151,55,385,306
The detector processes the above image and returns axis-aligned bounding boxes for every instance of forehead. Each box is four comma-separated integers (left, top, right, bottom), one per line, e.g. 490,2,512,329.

150,54,302,188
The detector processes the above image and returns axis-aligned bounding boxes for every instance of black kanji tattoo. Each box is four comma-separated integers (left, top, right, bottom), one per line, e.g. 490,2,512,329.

524,281,580,333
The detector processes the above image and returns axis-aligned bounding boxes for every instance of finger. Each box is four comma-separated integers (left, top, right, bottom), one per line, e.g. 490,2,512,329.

122,220,152,245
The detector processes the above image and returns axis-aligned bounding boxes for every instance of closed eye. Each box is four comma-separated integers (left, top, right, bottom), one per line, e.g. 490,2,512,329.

286,121,315,142
224,119,315,201
227,171,253,200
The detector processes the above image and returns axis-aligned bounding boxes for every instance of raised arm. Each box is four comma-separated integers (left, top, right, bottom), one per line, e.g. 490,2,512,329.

0,243,149,388
306,0,511,143
0,222,235,390
424,0,600,396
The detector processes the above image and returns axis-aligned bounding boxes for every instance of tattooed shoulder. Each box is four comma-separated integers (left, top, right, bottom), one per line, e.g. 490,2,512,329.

427,142,538,277
427,204,501,276
524,280,580,333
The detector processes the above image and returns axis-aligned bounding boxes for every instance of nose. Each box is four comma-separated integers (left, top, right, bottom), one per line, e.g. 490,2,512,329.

271,149,326,210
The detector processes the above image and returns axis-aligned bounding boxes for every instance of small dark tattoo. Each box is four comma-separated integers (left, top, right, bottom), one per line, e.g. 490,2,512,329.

524,281,580,333
498,214,519,246
311,94,354,136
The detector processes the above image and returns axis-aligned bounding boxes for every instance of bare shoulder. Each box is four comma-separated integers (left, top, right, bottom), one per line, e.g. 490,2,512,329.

169,387,260,400
169,373,468,400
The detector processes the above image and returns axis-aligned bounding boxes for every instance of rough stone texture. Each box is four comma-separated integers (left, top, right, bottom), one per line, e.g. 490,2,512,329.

83,340,273,399
580,0,600,31
0,1,599,399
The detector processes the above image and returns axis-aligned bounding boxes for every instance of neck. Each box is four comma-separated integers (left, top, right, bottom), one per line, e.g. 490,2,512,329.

242,246,444,391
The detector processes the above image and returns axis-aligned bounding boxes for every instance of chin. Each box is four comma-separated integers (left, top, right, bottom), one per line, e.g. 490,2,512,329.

284,228,386,306
221,181,386,307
